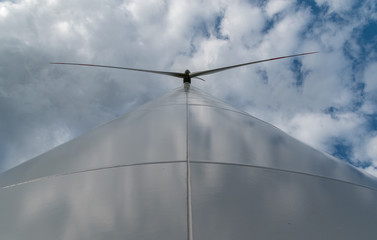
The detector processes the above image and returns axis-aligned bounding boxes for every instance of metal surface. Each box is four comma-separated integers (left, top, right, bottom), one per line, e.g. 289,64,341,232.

1,84,377,239
0,163,187,239
187,88,377,189
0,104,186,188
190,163,377,240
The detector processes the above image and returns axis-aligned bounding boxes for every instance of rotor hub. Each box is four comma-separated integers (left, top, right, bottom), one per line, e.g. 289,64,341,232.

183,69,191,84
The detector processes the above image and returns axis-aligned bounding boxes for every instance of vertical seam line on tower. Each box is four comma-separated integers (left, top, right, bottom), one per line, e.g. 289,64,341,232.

186,86,194,240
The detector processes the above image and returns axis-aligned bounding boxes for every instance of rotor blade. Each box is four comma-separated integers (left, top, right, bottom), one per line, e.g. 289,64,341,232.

193,76,206,81
51,62,185,78
190,52,318,78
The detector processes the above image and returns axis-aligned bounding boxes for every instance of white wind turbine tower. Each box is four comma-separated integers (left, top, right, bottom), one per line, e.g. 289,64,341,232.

1,52,376,240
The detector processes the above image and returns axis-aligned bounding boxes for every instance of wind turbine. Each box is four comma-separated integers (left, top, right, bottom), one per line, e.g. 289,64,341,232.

51,52,317,84
0,52,376,240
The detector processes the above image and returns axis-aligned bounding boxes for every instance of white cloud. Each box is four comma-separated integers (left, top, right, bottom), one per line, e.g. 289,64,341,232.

260,9,312,55
314,0,356,13
265,0,293,17
363,166,377,178
364,61,377,93
281,112,362,150
221,1,265,45
2,124,73,171
0,4,9,18
366,135,377,162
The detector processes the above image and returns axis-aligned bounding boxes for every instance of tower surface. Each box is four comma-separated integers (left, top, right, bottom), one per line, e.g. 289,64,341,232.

1,85,377,239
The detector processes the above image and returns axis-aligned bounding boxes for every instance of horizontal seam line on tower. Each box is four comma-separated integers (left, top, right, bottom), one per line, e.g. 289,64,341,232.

2,160,375,192
0,160,186,190
190,161,377,192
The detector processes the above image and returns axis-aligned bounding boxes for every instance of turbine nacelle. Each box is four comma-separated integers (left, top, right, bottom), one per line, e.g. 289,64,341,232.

184,69,191,84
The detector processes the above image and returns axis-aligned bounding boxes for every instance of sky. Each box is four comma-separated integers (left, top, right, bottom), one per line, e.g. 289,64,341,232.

0,0,376,177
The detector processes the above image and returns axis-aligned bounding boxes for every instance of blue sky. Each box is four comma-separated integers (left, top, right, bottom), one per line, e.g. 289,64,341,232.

0,0,376,176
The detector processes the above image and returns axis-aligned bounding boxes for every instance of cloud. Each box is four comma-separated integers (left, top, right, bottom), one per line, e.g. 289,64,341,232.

364,62,377,93
364,165,377,178
221,1,265,44
366,135,377,163
265,0,293,17
283,112,362,149
314,0,357,13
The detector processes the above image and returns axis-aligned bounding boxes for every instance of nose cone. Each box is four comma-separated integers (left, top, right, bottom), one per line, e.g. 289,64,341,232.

183,69,191,84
